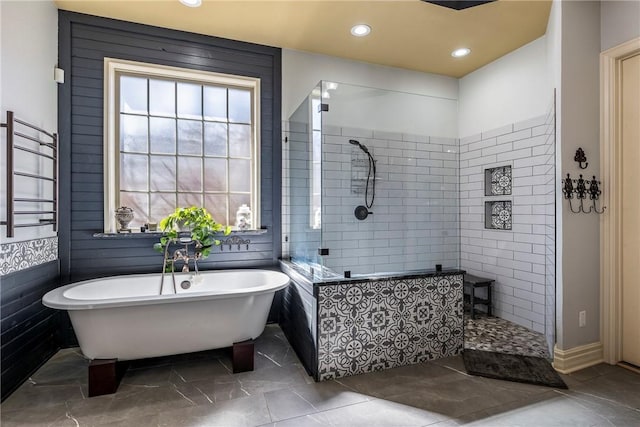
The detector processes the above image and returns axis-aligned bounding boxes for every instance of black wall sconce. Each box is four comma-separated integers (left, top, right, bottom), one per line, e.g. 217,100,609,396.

574,147,588,169
562,173,605,214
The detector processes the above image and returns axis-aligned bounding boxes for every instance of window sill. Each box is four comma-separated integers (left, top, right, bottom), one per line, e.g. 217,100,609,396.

92,228,268,239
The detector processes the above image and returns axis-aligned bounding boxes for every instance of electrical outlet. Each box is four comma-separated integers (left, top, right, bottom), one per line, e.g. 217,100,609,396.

579,310,587,327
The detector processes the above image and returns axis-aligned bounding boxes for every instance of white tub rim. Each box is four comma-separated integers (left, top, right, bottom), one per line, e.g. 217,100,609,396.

43,269,289,311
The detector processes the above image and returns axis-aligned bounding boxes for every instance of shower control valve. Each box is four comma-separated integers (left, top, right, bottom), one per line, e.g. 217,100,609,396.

354,205,372,220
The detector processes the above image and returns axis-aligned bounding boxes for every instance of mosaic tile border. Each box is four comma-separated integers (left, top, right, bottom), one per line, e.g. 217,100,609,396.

0,237,58,276
317,274,464,380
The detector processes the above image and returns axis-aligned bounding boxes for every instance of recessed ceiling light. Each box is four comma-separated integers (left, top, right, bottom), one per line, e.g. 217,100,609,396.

179,0,202,7
451,48,471,58
351,24,371,37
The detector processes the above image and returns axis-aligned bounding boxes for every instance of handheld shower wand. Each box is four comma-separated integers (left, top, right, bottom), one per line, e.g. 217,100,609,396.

349,139,376,220
349,139,369,153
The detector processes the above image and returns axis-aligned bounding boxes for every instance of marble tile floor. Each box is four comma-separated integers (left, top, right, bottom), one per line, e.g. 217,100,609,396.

464,314,551,359
2,324,639,427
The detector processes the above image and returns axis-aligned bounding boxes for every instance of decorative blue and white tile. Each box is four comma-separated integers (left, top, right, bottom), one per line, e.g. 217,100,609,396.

0,237,58,276
316,274,463,380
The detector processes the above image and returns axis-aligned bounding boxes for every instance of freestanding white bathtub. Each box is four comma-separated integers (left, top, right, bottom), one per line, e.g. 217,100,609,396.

43,269,290,361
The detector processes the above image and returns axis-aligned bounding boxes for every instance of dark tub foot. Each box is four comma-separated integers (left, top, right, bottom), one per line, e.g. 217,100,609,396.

232,339,254,373
88,358,128,397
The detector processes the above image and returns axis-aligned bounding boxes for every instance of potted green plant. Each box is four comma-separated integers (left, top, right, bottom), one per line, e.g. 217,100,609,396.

153,206,231,259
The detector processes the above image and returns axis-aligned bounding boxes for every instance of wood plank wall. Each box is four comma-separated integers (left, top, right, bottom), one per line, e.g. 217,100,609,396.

1,261,61,400
280,279,318,377
57,12,282,283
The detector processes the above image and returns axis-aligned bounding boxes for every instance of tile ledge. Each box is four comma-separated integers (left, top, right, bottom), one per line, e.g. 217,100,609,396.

93,229,268,239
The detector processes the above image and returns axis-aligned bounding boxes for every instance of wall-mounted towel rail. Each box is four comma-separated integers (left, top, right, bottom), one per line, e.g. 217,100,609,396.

1,111,58,237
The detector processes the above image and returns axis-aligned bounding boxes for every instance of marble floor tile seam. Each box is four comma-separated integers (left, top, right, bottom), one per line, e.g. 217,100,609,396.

425,388,640,427
57,382,452,427
1,377,303,424
547,390,640,427
263,394,376,426
86,392,372,427
2,366,312,420
446,393,560,426
553,388,640,415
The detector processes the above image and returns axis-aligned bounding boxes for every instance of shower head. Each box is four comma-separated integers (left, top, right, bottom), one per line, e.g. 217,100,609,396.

349,139,369,153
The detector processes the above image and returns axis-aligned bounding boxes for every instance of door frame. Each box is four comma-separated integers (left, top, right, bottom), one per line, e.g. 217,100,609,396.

600,37,640,364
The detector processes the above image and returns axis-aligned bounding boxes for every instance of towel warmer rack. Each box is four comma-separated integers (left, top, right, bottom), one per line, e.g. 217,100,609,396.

1,111,58,237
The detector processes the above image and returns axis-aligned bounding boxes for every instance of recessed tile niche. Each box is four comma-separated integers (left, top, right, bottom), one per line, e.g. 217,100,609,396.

484,165,512,196
485,201,512,230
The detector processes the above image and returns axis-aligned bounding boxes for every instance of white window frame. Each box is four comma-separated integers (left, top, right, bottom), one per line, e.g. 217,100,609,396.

103,58,261,233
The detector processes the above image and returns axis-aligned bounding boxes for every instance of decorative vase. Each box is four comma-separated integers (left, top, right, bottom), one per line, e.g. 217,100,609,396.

236,204,252,231
115,206,134,232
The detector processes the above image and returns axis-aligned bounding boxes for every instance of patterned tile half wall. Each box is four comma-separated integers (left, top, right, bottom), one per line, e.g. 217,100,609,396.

316,273,463,380
0,237,58,276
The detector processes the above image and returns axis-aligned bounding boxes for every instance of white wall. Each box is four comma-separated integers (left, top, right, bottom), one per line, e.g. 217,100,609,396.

282,49,459,122
0,0,58,243
546,1,562,95
601,0,640,51
458,37,550,138
322,85,458,138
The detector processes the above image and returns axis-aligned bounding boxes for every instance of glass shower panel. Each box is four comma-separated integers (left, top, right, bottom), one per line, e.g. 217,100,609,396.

287,83,323,271
319,81,459,277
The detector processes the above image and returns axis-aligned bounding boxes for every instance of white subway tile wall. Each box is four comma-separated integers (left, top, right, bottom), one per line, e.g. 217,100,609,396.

284,119,322,264
283,105,555,349
543,102,556,353
284,123,460,275
319,127,459,275
460,110,555,338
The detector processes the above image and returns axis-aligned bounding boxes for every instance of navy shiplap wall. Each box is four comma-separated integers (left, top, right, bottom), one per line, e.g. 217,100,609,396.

1,261,60,400
58,12,282,282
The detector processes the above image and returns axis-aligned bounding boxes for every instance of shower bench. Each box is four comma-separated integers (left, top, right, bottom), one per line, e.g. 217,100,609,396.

463,273,494,319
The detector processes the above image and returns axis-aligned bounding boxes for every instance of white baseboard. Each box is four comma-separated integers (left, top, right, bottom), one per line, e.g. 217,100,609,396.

553,342,604,374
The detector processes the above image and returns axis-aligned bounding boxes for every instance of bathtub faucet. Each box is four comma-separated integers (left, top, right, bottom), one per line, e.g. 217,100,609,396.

172,247,201,274
173,249,190,273
160,243,200,295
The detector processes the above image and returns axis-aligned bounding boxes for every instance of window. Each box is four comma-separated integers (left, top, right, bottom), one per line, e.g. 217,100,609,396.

104,58,260,232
